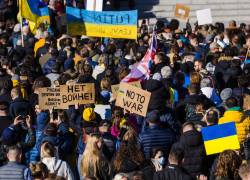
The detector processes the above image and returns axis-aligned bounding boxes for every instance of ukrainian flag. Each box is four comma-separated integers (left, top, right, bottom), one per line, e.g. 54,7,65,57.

66,6,137,39
201,122,240,155
18,0,50,34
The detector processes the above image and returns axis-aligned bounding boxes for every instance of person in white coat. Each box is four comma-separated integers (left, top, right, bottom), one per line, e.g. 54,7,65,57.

40,142,75,180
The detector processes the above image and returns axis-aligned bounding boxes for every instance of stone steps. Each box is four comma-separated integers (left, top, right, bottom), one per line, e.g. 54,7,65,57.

130,0,250,24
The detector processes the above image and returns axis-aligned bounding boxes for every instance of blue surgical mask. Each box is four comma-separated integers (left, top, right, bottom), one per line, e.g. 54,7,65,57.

158,157,165,166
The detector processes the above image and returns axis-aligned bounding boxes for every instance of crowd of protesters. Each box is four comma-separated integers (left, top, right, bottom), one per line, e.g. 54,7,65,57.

0,0,250,180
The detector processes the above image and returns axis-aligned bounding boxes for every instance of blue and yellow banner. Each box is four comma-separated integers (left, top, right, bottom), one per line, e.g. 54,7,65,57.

201,122,240,155
66,7,137,39
18,0,50,34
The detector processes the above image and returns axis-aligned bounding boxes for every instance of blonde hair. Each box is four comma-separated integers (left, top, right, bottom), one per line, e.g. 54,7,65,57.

190,72,201,84
40,142,55,159
98,54,106,65
81,134,103,177
100,78,111,91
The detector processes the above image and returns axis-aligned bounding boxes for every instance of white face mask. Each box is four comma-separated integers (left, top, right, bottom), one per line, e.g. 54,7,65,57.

158,157,165,166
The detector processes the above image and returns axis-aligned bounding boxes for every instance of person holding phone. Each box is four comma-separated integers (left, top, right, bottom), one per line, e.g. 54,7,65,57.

1,114,35,156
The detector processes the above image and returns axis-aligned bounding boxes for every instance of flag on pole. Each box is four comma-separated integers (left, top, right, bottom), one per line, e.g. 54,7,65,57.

122,33,157,82
18,0,50,34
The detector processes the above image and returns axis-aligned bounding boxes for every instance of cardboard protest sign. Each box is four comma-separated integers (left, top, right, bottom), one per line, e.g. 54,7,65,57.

60,83,95,106
111,81,141,98
201,122,240,155
243,95,250,110
196,9,213,25
115,83,151,117
38,87,65,110
66,7,138,39
174,4,190,20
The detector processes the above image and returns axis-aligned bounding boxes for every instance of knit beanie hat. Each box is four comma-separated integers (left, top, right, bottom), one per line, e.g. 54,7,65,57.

83,108,96,121
220,88,233,101
161,66,172,79
200,78,212,88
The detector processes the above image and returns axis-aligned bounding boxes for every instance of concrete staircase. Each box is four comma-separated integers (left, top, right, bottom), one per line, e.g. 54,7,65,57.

134,0,250,24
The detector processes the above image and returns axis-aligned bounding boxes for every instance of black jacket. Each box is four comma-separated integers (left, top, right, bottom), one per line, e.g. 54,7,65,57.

143,79,168,112
9,97,32,119
178,130,207,178
153,164,193,180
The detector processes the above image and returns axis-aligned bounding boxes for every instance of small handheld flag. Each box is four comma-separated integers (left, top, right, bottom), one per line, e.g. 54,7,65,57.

201,122,240,155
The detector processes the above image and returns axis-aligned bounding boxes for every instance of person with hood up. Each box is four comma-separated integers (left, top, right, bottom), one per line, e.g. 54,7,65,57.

200,77,222,106
41,142,74,180
177,122,207,178
218,97,250,143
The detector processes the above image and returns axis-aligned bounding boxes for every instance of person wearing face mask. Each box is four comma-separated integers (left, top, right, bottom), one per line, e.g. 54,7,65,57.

153,144,193,180
151,148,165,172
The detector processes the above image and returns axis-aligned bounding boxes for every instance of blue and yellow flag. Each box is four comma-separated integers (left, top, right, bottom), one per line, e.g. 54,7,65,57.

18,0,50,34
66,7,137,39
201,122,240,155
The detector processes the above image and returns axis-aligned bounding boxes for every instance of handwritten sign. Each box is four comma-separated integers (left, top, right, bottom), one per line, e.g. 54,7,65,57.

111,81,141,98
174,4,190,20
116,83,151,117
38,87,65,110
196,9,213,25
60,83,95,106
66,6,138,39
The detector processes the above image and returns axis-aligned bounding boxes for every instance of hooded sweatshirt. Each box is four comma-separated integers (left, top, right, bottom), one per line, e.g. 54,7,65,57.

42,157,74,180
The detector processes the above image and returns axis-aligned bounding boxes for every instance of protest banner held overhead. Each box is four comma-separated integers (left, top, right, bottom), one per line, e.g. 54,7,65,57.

116,83,151,117
60,83,95,107
66,6,138,39
38,87,65,110
201,122,240,155
174,4,190,20
196,8,213,25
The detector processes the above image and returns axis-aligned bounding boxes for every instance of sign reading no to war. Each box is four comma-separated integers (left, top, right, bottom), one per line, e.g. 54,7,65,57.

66,6,138,39
38,87,65,110
116,83,151,117
111,81,141,98
60,83,95,106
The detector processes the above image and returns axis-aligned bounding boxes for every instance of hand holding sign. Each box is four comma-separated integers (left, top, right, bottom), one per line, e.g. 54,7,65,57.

174,4,190,20
115,83,151,117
